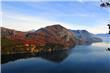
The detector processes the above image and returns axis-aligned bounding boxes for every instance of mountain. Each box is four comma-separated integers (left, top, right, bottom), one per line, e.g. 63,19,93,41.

96,34,110,42
1,25,77,54
1,27,27,54
1,25,103,55
26,25,77,48
96,34,109,37
71,30,102,45
1,27,26,40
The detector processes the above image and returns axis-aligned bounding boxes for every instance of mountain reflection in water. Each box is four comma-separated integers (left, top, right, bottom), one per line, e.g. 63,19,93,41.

1,42,110,73
1,50,70,64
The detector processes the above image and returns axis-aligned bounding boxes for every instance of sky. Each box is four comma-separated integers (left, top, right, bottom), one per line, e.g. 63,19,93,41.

1,0,110,34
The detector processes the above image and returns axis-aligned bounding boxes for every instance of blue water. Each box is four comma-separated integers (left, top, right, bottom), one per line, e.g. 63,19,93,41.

1,42,110,73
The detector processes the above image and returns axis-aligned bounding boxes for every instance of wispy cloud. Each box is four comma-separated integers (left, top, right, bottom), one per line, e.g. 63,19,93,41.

2,12,108,34
1,1,109,34
2,10,90,32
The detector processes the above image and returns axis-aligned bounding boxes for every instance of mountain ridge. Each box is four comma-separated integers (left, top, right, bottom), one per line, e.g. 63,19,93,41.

71,30,102,45
1,25,102,54
1,25,76,54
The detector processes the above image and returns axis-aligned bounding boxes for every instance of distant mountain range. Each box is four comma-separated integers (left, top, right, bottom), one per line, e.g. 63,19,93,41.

71,30,102,45
96,34,109,37
96,34,110,42
1,24,102,54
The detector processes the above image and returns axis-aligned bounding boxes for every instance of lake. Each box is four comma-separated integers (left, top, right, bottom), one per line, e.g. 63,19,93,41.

1,42,110,73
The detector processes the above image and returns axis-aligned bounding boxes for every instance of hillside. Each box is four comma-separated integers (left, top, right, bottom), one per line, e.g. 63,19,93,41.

1,25,77,55
71,30,102,45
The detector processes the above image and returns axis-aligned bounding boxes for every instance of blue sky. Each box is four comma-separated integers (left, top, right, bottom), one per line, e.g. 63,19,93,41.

1,0,110,34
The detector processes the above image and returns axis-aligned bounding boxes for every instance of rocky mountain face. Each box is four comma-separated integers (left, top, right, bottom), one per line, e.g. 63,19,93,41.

26,25,77,48
1,27,27,54
1,25,103,54
1,25,77,54
71,30,102,45
1,27,26,40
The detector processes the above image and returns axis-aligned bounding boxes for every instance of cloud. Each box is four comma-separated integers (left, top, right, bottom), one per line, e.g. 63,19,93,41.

2,11,108,34
2,1,108,34
2,14,56,31
2,12,78,31
22,1,98,19
2,10,92,32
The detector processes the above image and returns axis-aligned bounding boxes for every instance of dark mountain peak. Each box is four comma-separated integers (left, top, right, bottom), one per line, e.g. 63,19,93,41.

45,24,66,31
81,30,88,32
35,24,65,33
71,30,90,35
46,24,63,28
77,30,89,33
26,24,77,48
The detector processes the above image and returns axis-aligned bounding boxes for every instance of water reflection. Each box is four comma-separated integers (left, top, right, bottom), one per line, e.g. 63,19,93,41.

2,42,109,64
1,50,70,64
1,42,110,73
